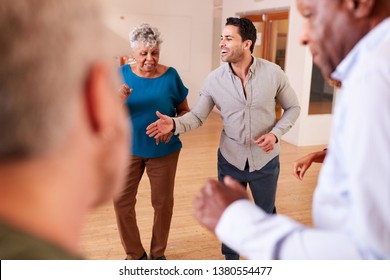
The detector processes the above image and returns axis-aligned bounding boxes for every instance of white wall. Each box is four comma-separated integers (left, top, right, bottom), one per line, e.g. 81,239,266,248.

102,0,214,108
212,0,223,70
222,0,332,146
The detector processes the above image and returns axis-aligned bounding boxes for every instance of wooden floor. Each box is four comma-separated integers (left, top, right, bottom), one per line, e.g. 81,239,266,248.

79,112,326,260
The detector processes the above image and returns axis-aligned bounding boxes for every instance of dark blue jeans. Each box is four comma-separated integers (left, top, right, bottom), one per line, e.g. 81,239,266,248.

217,150,279,260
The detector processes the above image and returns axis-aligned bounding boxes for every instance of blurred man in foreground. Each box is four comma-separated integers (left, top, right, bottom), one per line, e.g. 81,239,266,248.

194,0,390,259
0,0,130,259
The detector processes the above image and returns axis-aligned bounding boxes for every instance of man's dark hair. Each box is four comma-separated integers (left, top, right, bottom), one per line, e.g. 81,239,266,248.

225,17,257,53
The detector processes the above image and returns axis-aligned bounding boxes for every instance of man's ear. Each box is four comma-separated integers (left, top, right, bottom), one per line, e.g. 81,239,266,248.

346,0,375,18
83,63,112,134
244,39,253,51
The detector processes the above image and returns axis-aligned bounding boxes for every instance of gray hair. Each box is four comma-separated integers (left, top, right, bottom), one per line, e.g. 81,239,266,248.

129,23,163,49
0,0,115,161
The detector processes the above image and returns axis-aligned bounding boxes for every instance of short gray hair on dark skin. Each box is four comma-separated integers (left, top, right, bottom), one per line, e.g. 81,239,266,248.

129,23,163,49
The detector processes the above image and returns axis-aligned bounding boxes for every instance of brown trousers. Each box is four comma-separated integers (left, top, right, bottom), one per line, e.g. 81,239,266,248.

113,150,180,259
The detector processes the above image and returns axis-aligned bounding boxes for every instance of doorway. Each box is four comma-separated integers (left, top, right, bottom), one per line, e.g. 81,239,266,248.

242,11,289,120
243,11,289,70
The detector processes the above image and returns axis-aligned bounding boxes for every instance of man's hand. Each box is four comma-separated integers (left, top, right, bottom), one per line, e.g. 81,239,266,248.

146,111,174,144
254,133,277,153
193,176,249,233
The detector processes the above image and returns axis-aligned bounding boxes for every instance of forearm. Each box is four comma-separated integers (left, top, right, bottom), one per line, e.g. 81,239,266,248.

271,104,301,139
174,94,214,134
173,112,203,134
216,200,361,259
311,149,327,163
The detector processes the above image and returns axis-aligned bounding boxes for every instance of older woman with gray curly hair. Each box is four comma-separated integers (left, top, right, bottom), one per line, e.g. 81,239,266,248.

113,23,190,260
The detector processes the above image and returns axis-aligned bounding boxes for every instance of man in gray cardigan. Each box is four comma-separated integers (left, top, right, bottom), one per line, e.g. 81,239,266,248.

147,17,300,260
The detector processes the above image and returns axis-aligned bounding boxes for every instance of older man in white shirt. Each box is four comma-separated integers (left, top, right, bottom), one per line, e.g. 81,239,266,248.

194,0,390,259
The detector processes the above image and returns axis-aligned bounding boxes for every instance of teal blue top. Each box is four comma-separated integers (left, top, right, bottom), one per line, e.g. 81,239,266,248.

120,65,188,158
